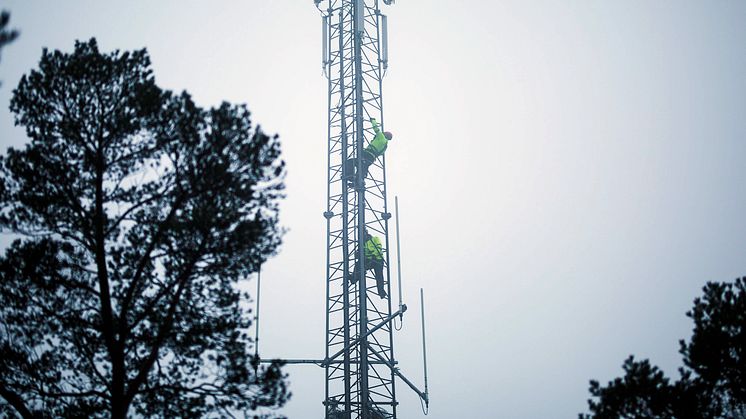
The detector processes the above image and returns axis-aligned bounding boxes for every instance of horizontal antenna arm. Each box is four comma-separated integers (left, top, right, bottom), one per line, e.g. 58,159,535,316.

258,358,395,366
260,358,324,366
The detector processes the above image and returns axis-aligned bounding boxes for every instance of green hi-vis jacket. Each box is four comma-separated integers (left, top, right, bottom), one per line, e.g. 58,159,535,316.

364,236,384,261
365,118,389,157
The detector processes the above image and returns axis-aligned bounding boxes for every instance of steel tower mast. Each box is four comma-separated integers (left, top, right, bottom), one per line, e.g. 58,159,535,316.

318,0,396,417
254,3,427,417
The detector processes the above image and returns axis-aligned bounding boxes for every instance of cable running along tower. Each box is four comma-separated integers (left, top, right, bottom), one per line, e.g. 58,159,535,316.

315,0,427,418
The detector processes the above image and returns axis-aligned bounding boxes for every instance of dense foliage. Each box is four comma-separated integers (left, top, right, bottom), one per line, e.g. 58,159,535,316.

0,39,289,418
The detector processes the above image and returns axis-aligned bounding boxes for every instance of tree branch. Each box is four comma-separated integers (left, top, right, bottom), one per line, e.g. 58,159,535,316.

123,232,209,407
104,190,166,238
0,384,34,419
118,192,185,339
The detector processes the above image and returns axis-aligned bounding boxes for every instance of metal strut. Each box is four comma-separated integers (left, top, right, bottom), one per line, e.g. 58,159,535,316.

325,305,407,366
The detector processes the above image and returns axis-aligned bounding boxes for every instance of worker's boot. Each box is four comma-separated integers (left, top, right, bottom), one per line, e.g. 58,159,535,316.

355,178,365,191
343,159,356,185
378,287,387,299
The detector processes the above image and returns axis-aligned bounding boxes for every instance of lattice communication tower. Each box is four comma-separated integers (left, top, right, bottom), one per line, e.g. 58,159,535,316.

256,2,428,418
315,0,427,418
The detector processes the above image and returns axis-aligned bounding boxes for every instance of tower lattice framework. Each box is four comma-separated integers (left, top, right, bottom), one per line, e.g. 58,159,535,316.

321,0,396,418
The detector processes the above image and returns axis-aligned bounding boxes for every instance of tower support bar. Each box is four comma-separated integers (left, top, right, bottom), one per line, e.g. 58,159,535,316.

324,304,407,366
365,342,429,404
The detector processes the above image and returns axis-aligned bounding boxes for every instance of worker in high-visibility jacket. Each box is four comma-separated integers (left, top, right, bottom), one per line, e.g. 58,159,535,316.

350,230,387,299
345,117,393,184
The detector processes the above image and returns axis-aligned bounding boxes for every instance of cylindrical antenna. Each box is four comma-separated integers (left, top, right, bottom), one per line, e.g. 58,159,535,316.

355,0,365,34
254,265,262,363
394,196,403,314
322,15,329,71
420,288,429,406
381,14,389,70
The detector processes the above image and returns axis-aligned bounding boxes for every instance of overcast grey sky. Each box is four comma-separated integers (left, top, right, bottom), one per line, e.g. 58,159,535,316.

1,1,745,417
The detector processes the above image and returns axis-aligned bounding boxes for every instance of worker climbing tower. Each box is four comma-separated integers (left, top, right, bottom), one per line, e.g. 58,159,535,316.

317,0,399,417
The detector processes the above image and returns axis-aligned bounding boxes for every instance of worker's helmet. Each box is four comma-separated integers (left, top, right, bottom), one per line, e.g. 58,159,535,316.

384,131,393,141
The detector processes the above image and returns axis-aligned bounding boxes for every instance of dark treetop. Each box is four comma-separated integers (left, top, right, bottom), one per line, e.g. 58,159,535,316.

0,39,289,418
0,10,19,63
0,9,19,87
580,278,746,419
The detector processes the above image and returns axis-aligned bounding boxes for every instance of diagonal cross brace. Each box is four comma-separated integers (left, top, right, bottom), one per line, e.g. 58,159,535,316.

322,304,407,367
366,341,429,405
